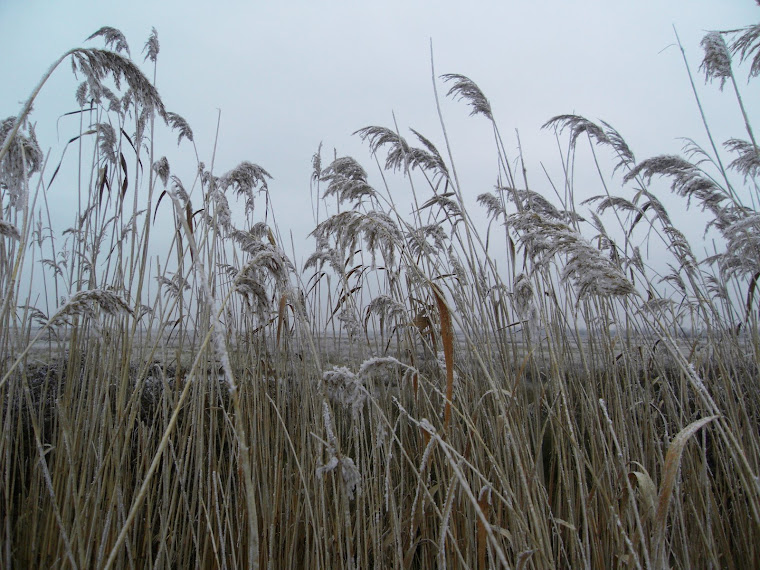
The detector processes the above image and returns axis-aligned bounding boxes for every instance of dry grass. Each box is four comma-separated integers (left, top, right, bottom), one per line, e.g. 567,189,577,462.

1,21,760,569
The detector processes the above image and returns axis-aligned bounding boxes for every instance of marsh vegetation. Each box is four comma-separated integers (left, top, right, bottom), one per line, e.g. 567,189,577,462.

1,20,760,569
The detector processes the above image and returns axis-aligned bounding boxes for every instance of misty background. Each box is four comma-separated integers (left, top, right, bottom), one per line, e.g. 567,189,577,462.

1,1,758,306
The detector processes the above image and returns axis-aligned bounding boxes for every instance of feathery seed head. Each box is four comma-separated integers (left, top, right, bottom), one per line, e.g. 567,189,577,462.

625,155,732,228
0,220,21,241
304,246,343,275
219,161,272,217
724,138,760,181
337,309,363,341
513,273,534,319
152,157,170,187
355,126,409,160
170,175,189,204
143,27,160,63
220,161,271,195
504,187,566,220
545,115,636,174
727,21,760,79
700,31,733,90
71,48,166,120
75,82,89,108
543,114,609,148
156,273,189,298
50,288,133,326
717,213,760,280
316,401,362,498
236,242,293,288
357,356,412,380
323,366,367,418
315,446,362,501
355,125,449,180
448,248,467,285
410,129,449,178
600,120,636,173
441,74,493,120
510,211,635,299
96,122,118,164
320,156,376,206
86,26,131,56
0,118,43,206
208,187,232,229
311,142,323,182
233,270,269,321
477,192,505,221
311,209,401,268
365,296,408,332
405,224,449,258
165,112,194,145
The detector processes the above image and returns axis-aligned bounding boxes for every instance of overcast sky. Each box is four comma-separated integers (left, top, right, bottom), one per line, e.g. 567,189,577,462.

1,1,758,279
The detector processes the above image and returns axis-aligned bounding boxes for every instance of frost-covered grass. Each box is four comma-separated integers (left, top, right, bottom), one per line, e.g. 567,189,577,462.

1,22,760,569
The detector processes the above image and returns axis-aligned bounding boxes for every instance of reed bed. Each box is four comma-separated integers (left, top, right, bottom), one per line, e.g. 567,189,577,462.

1,21,759,569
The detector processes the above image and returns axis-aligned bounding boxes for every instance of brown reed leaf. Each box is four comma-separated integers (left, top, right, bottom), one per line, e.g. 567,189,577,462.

431,283,454,431
629,469,657,520
276,294,288,349
120,152,128,199
653,415,719,564
745,271,760,323
516,549,536,570
412,311,431,334
97,164,109,205
477,486,492,569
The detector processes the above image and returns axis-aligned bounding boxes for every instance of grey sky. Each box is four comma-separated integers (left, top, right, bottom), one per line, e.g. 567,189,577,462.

1,1,758,278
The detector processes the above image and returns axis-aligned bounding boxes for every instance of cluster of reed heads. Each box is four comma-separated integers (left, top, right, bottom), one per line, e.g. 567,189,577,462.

1,18,759,569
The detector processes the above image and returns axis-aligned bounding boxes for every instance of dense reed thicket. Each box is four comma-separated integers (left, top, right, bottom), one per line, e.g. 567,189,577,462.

1,19,759,569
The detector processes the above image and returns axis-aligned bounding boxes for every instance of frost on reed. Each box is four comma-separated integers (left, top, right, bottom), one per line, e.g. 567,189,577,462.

49,288,134,326
316,400,362,500
509,210,635,299
0,117,43,205
700,31,733,90
323,366,367,417
0,220,21,241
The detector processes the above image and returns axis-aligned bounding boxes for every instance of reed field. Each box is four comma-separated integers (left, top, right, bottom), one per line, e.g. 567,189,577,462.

1,19,760,569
